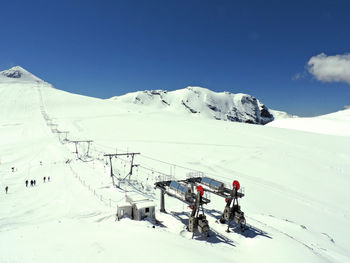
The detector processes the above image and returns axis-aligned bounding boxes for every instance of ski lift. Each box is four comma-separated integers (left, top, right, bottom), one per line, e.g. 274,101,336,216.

155,180,210,237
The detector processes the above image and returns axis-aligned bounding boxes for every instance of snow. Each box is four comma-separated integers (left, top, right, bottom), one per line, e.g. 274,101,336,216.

269,109,297,119
126,192,152,203
109,86,283,124
267,108,350,137
135,201,155,209
0,67,349,263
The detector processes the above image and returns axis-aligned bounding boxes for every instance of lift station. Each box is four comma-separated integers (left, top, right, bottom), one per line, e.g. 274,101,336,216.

155,176,246,236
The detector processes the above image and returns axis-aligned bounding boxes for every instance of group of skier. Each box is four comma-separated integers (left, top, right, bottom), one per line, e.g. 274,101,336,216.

4,161,52,194
4,176,52,194
25,176,51,188
43,176,50,183
25,179,36,187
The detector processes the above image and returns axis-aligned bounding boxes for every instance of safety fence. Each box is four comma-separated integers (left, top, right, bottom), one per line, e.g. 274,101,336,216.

67,162,122,208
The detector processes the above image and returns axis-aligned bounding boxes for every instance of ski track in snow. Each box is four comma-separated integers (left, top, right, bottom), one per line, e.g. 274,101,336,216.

246,215,332,262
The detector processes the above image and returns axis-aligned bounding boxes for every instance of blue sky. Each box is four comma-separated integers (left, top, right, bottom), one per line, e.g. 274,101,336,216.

1,0,350,116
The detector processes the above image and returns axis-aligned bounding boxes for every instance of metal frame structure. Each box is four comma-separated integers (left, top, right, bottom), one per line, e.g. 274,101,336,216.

196,176,246,232
154,179,210,237
155,176,246,235
104,152,140,186
70,140,93,157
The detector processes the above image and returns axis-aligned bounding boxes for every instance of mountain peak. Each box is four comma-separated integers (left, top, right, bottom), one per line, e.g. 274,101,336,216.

9,65,26,71
110,87,284,125
0,65,44,82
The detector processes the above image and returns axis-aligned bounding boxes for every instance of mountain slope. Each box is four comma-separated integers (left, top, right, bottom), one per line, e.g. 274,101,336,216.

267,108,350,136
109,87,292,124
0,66,349,263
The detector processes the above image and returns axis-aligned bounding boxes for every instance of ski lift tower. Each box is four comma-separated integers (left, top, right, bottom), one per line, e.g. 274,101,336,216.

70,140,93,157
104,152,140,186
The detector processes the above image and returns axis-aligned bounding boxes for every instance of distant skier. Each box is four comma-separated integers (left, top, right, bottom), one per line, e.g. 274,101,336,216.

43,177,46,183
48,176,50,182
5,186,8,194
30,180,33,187
34,180,36,186
25,180,28,187
40,161,42,166
11,167,15,172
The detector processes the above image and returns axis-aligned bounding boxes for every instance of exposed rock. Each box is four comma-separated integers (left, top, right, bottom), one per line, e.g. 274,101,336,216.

3,70,22,78
109,86,290,125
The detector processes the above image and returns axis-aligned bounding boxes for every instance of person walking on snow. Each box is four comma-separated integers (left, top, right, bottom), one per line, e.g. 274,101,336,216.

25,180,28,187
43,177,46,183
5,186,8,194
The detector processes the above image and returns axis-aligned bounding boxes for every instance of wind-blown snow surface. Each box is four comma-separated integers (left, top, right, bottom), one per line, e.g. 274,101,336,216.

0,66,350,263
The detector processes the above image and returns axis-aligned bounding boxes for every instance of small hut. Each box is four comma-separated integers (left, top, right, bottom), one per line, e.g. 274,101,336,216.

117,193,155,221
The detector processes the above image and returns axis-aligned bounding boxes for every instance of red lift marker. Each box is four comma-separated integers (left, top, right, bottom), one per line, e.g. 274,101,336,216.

233,180,240,191
197,185,204,196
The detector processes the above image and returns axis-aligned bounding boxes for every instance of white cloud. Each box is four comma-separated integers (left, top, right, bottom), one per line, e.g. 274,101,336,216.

307,53,350,84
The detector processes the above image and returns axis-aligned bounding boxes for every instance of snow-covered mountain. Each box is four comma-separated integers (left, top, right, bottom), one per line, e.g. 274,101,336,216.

1,66,349,263
0,66,45,83
110,87,294,125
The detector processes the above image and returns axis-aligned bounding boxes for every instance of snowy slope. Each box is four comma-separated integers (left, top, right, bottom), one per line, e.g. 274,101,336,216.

269,109,297,119
267,108,350,137
1,66,350,263
109,87,286,124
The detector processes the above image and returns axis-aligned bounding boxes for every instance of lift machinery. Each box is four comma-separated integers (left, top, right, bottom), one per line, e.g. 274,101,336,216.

155,176,246,235
155,179,210,237
199,177,246,232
